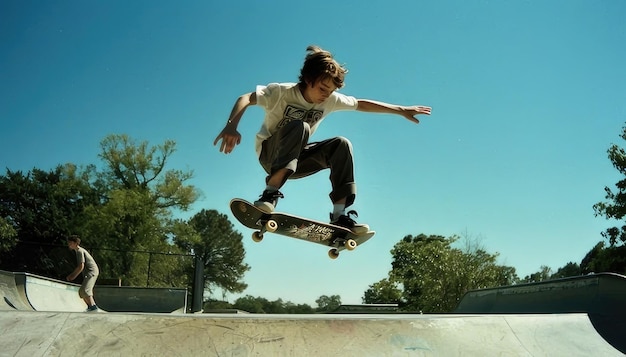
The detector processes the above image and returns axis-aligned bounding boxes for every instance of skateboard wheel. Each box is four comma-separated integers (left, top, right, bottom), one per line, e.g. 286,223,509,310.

328,249,339,259
345,239,357,251
252,231,263,242
266,220,278,232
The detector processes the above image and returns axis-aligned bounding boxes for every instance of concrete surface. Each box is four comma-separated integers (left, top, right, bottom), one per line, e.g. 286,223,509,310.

0,270,84,312
0,311,622,356
2,270,625,355
0,270,186,313
0,270,33,311
455,272,626,353
455,272,626,315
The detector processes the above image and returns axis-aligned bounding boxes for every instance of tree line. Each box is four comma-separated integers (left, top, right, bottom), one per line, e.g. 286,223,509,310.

204,294,341,314
0,134,248,297
2,126,626,313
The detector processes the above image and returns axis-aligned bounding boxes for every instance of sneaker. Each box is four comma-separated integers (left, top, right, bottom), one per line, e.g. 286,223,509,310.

85,305,100,313
331,210,370,234
254,190,284,213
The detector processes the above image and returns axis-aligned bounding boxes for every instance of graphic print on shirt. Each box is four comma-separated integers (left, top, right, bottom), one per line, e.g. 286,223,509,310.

278,105,323,128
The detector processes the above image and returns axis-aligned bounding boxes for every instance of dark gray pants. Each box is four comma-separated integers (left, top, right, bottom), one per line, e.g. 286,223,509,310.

259,120,356,207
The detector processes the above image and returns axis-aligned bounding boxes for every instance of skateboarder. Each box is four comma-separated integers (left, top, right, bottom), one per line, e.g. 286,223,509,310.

66,235,100,312
214,45,431,233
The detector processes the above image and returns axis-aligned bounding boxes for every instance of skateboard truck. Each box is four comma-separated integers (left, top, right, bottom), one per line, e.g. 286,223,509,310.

231,199,374,260
252,217,357,259
327,235,358,259
251,217,278,242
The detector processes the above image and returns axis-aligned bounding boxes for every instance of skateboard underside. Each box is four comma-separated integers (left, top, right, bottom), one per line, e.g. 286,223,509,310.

230,199,375,259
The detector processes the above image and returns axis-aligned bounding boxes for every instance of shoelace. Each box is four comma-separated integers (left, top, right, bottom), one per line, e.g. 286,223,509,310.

341,210,359,224
260,190,284,200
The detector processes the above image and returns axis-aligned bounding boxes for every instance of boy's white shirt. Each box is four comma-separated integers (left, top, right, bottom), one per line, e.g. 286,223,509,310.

254,83,358,157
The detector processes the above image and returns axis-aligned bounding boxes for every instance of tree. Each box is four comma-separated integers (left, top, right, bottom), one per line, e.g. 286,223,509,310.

233,295,265,313
231,295,315,313
363,279,402,304
388,234,518,313
550,262,581,279
203,299,235,311
0,134,200,287
98,134,197,209
520,265,552,283
0,216,17,254
0,164,101,276
79,188,179,286
593,124,626,245
580,241,626,275
524,242,623,281
284,302,315,314
315,295,341,312
581,241,605,274
174,209,250,296
78,134,199,286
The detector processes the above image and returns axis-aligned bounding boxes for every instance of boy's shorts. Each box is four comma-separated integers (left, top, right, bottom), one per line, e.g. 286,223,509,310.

79,274,98,298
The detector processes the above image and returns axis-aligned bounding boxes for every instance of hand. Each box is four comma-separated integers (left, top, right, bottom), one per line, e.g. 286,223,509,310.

213,126,242,154
401,105,432,124
66,275,73,281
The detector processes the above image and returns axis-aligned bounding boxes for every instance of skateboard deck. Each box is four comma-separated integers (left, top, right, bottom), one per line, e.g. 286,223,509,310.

230,198,375,259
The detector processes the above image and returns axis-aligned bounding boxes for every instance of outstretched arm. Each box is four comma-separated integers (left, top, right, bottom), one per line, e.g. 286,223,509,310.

214,92,257,154
357,99,431,124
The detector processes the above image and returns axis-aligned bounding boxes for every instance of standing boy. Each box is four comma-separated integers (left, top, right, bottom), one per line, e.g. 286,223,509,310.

66,235,100,312
214,45,432,233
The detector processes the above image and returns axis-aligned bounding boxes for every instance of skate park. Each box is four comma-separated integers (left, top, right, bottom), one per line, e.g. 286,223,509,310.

1,269,625,356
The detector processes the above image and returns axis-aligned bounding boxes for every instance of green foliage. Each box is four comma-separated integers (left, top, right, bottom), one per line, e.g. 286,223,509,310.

233,295,266,313
173,209,250,295
98,134,198,209
524,240,626,282
522,241,626,282
550,262,582,279
0,216,17,254
78,135,199,287
387,234,518,313
315,294,342,312
203,299,236,311
0,134,201,289
0,164,101,276
520,265,553,283
363,279,402,304
231,295,314,314
580,241,626,274
594,124,626,245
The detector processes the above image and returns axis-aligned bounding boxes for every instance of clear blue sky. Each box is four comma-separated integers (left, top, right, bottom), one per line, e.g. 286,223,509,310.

2,1,625,306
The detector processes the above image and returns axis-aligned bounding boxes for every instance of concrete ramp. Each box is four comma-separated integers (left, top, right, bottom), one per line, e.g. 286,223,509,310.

455,272,626,315
0,270,84,312
0,270,33,311
0,270,187,313
456,272,626,353
0,311,621,356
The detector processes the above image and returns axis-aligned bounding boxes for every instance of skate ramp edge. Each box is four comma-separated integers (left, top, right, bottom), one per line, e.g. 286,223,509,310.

0,311,622,356
0,270,33,311
455,272,626,315
0,270,84,312
455,272,626,353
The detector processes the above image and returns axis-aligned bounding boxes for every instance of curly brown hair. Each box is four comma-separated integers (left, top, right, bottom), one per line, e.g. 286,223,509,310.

67,235,81,245
298,45,348,89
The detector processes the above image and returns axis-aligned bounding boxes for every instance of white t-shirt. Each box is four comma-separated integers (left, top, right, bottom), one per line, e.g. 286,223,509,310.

254,83,358,157
76,246,99,277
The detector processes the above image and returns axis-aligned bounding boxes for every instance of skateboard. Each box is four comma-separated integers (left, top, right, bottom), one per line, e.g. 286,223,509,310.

230,199,375,259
